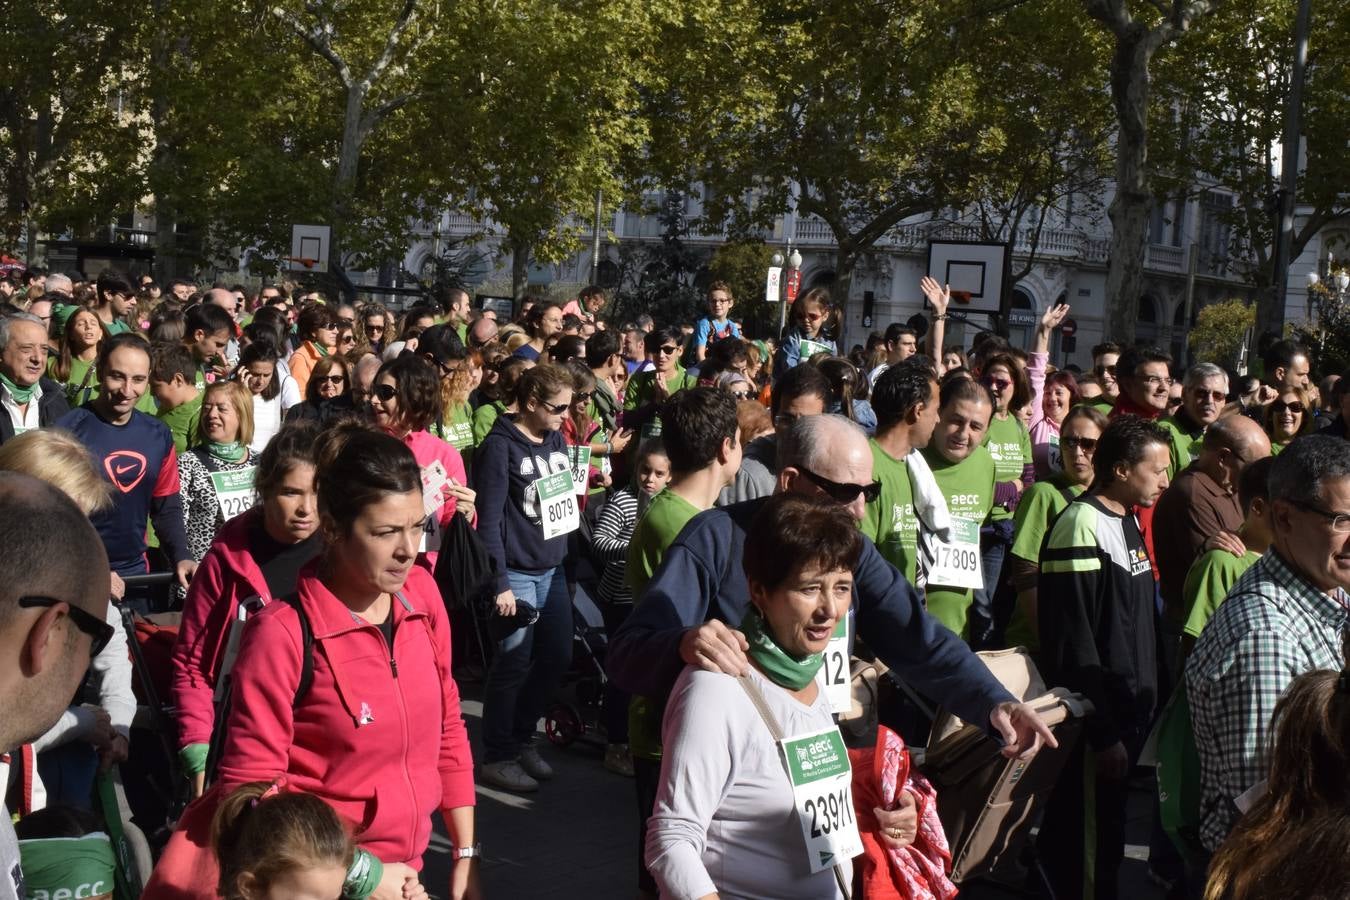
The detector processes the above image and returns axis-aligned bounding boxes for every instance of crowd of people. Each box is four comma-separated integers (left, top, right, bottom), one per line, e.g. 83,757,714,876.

0,261,1346,900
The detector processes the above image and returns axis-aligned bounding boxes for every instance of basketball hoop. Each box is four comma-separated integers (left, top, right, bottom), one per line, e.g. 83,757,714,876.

284,257,320,269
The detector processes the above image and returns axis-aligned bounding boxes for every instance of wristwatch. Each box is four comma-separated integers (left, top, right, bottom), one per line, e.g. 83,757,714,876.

453,843,482,861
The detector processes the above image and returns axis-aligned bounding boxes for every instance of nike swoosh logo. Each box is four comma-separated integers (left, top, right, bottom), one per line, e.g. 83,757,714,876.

114,463,136,475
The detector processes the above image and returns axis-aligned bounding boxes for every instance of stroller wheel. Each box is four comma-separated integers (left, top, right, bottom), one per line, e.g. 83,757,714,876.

545,703,583,747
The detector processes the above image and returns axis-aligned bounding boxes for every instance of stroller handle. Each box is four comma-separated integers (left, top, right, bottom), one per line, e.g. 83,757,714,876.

119,573,176,589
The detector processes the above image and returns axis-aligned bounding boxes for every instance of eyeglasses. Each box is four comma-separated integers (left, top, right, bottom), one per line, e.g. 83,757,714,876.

799,467,882,504
572,391,593,403
655,345,679,356
1094,364,1117,378
366,325,385,334
1061,436,1098,453
1191,389,1227,402
318,322,338,331
1286,500,1350,533
372,383,398,402
19,596,114,657
982,377,1012,392
339,335,356,345
1139,374,1174,389
729,389,753,400
541,400,570,414
319,374,346,385
1272,400,1305,415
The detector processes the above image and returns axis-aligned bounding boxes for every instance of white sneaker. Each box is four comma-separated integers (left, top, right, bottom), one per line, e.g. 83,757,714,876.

480,759,539,793
518,745,555,780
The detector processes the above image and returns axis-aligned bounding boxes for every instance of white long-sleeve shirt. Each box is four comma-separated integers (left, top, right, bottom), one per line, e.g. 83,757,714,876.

31,601,136,752
646,665,851,900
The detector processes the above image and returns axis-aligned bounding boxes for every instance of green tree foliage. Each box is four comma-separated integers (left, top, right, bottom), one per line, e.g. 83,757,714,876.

1153,0,1350,296
1189,298,1255,369
0,0,150,253
708,239,776,339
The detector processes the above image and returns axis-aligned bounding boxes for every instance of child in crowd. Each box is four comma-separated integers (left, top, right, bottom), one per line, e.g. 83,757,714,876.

591,439,672,777
773,287,837,379
16,806,116,900
212,781,380,900
693,281,741,362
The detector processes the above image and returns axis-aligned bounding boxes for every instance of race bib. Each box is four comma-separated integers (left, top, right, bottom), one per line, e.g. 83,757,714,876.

799,339,831,361
1047,434,1062,473
211,468,257,522
814,617,852,714
420,461,450,553
568,446,592,493
928,517,983,590
780,726,864,873
535,471,580,539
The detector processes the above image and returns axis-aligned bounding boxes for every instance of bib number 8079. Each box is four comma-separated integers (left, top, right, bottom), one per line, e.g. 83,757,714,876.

805,787,854,838
547,496,576,522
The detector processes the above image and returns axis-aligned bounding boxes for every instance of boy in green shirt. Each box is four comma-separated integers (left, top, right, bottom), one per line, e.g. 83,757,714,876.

862,362,940,586
623,326,696,443
623,387,742,892
920,378,996,637
150,343,202,453
1181,456,1275,654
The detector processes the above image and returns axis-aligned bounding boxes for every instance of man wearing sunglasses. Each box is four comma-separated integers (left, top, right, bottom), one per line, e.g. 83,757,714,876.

1157,363,1231,480
610,413,1055,800
0,474,112,896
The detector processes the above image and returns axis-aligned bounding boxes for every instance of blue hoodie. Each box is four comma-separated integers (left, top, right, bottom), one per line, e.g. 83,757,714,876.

608,497,1015,734
473,415,572,593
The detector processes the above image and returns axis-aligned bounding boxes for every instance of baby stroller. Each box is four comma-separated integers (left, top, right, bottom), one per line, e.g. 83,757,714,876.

543,585,611,748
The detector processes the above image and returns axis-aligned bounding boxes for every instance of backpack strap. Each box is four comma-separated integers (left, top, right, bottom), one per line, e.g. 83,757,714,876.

278,593,315,709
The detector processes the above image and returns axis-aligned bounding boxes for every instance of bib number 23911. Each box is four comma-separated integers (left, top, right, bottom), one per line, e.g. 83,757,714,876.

535,471,580,540
780,726,863,873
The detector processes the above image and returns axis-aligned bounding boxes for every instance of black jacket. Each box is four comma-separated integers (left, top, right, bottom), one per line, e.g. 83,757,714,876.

0,377,70,444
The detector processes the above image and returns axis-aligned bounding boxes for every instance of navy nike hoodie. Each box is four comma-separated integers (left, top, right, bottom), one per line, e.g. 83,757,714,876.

473,414,572,593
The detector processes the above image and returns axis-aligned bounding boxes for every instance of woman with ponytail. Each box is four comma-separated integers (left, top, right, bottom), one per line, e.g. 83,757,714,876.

150,421,479,900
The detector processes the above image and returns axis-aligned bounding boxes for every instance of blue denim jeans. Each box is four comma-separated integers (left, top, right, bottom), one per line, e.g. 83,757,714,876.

971,518,1014,648
482,567,574,763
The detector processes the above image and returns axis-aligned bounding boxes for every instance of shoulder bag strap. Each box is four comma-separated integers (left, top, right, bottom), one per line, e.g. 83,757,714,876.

737,676,852,900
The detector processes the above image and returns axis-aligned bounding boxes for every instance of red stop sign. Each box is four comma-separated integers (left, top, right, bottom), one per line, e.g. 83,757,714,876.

1060,317,1078,337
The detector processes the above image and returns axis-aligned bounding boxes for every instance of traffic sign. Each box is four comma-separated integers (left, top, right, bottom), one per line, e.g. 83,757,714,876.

1060,317,1078,337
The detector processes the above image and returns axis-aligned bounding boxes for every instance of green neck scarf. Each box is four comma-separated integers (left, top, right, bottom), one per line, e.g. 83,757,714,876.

208,440,247,463
0,371,38,405
312,340,330,358
741,607,824,691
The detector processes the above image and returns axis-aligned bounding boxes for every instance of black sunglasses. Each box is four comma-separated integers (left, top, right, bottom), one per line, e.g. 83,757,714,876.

19,596,114,657
372,383,398,401
800,467,882,504
319,374,346,385
541,400,570,414
572,391,593,403
1061,436,1098,453
654,345,680,356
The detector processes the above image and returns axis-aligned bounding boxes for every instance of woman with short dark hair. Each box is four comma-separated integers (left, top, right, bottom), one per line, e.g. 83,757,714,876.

285,353,355,426
288,305,339,397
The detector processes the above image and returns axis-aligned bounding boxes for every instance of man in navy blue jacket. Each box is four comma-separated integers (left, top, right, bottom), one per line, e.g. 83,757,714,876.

609,414,1054,750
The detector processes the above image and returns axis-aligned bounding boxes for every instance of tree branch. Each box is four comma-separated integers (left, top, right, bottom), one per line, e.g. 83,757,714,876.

360,0,421,91
272,5,353,88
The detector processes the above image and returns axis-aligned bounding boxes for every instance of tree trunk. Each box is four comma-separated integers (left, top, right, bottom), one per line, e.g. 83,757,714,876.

330,85,368,271
1103,29,1155,345
832,244,857,348
510,236,531,300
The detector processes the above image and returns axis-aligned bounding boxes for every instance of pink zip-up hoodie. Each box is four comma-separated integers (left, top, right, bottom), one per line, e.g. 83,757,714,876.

145,563,475,898
402,428,472,569
171,505,275,752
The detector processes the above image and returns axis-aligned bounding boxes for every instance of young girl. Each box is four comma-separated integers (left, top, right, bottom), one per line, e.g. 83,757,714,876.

560,363,617,510
47,307,106,407
773,287,837,380
590,439,672,776
212,782,365,900
475,363,577,793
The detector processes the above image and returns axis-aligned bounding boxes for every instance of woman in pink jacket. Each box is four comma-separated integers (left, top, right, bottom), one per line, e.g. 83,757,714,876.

367,353,476,567
171,419,322,796
147,422,479,900
1027,303,1078,479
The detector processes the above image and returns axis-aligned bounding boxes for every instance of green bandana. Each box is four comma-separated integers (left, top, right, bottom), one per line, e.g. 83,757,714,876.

0,371,38,405
741,607,825,691
313,340,330,358
18,833,117,897
208,441,247,463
